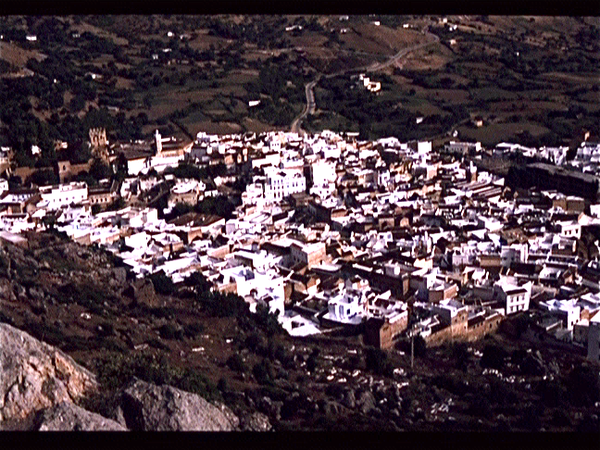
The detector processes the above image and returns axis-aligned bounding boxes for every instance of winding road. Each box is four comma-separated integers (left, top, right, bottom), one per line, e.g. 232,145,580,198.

291,30,440,136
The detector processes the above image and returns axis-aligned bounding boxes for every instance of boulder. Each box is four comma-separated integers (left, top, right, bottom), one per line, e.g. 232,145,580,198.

356,390,376,415
239,412,273,431
34,402,127,431
259,396,282,421
121,379,239,431
322,400,343,417
112,267,128,286
0,323,97,423
341,388,356,409
123,279,161,308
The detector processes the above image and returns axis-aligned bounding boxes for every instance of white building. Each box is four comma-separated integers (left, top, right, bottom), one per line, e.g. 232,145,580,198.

444,141,482,154
311,159,337,186
39,182,88,210
501,243,529,268
494,278,532,315
539,299,581,330
323,286,369,326
557,220,581,239
263,167,306,202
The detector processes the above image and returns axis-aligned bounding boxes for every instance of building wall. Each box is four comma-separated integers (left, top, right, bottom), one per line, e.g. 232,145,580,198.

364,313,408,349
587,319,600,362
465,314,503,341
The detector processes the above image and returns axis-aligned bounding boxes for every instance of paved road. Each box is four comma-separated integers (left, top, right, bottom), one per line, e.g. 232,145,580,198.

291,30,440,136
290,77,320,136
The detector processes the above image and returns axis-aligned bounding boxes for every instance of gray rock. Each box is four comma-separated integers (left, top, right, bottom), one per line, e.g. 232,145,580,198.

342,388,356,409
322,400,343,417
121,379,239,431
239,412,272,431
35,402,127,431
112,267,128,285
0,323,97,423
123,279,160,308
259,397,282,421
356,391,376,415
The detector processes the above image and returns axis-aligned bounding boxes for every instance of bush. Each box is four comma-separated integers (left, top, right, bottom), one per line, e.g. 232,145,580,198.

567,364,600,407
197,290,250,319
227,354,247,373
414,335,427,358
480,344,508,370
245,332,266,353
451,342,470,371
149,271,175,296
254,304,283,337
253,359,274,385
158,323,184,340
183,322,204,338
365,347,393,377
96,322,115,338
94,352,220,401
217,378,228,393
306,348,320,373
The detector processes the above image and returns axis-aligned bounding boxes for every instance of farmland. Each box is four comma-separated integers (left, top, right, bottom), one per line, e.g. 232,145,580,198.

0,15,598,160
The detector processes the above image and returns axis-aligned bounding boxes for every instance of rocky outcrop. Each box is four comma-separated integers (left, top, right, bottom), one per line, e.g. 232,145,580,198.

122,279,161,308
0,323,97,423
121,379,239,431
239,412,272,431
34,402,127,431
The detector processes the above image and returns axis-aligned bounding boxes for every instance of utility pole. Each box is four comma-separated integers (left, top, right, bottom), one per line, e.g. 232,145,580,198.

410,328,415,369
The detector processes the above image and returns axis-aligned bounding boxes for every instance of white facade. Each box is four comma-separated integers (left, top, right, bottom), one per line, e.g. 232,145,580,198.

558,221,581,239
324,288,368,325
445,141,482,154
501,243,529,268
39,182,88,210
539,299,581,330
127,157,149,176
495,279,532,315
263,168,306,202
311,159,337,186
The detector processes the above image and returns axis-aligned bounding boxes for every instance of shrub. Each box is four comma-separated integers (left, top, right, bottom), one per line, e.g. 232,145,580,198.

147,338,169,351
567,364,600,407
451,342,470,371
183,322,204,338
480,344,508,370
94,352,220,401
253,359,274,385
217,378,228,393
149,271,175,296
253,304,283,337
96,322,115,337
158,323,184,340
365,347,393,377
227,354,247,373
306,349,320,373
197,290,250,319
414,335,427,358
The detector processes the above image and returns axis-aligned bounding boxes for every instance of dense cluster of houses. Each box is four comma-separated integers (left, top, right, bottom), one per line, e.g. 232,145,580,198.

1,127,599,363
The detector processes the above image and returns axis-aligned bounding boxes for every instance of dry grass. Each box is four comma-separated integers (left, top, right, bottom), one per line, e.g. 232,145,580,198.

0,41,46,68
69,21,129,46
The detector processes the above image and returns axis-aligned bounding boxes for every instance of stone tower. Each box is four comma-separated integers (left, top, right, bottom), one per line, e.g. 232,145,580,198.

89,128,109,163
154,129,162,154
89,128,107,149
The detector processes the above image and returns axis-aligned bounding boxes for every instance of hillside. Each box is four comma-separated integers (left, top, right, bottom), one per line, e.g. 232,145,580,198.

0,231,598,431
0,15,597,167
